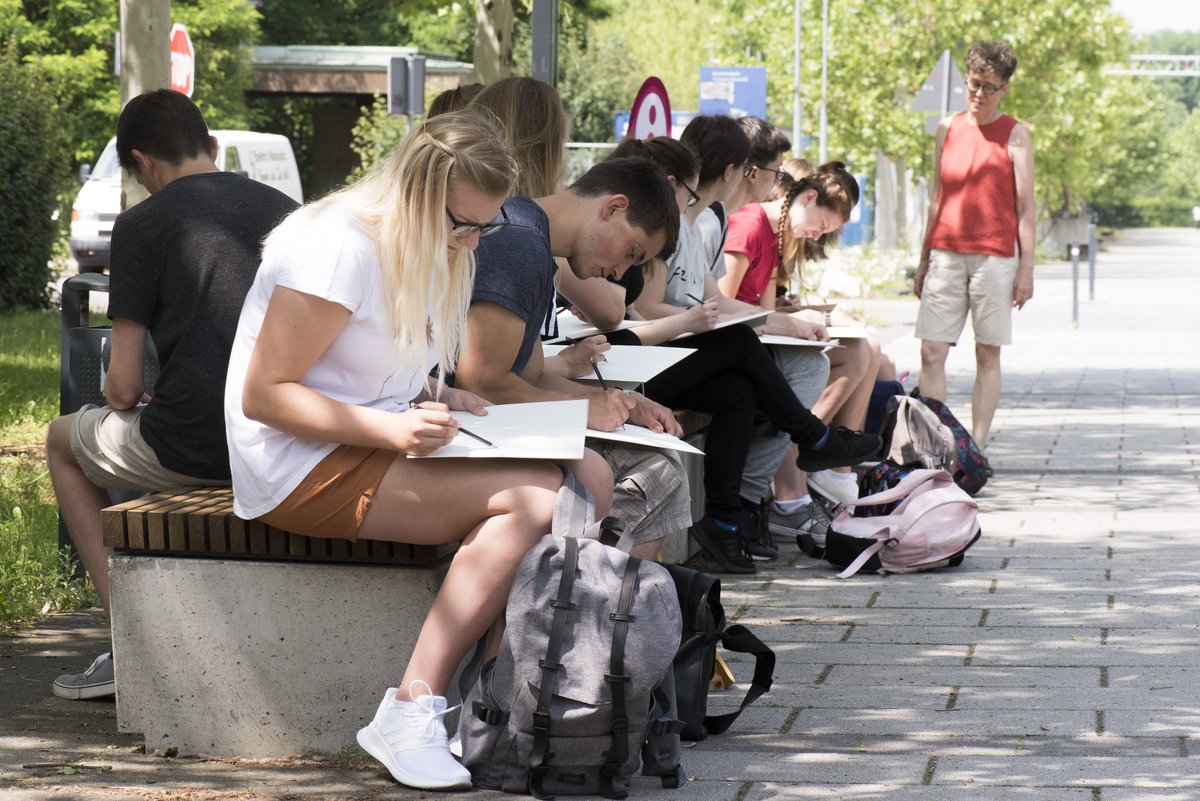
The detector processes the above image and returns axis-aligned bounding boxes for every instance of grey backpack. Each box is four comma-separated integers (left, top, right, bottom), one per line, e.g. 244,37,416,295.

879,394,956,471
459,530,684,798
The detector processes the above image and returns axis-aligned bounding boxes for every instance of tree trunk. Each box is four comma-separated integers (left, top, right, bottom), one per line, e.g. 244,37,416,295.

474,0,514,84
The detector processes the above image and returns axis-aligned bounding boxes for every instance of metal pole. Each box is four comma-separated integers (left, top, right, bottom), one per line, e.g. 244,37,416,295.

1087,222,1097,301
531,0,559,86
1070,239,1080,328
792,0,802,151
940,50,951,122
818,0,828,163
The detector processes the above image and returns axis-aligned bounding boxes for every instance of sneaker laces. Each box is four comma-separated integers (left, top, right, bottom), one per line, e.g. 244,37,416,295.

82,652,112,677
406,680,461,744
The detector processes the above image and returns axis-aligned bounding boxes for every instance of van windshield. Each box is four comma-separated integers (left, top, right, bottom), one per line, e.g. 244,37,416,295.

91,140,121,181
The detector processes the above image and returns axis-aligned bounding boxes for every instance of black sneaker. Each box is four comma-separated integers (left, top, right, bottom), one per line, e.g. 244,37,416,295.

795,427,882,472
738,498,778,561
689,516,756,574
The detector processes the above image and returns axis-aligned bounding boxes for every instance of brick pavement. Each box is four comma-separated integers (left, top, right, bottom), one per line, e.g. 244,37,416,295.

2,228,1197,800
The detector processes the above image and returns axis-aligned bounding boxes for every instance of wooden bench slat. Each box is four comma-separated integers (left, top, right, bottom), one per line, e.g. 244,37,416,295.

101,489,453,568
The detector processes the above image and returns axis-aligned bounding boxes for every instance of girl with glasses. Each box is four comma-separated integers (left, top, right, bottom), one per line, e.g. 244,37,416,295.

224,111,563,791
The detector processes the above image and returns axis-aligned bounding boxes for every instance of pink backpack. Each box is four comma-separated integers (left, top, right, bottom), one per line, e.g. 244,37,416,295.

823,469,981,578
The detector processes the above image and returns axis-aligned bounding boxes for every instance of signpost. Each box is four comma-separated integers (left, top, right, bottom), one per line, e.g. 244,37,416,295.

169,23,194,97
698,66,767,120
912,50,967,134
627,77,672,140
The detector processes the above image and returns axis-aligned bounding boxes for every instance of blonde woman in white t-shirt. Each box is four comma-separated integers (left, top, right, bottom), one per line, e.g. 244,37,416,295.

224,111,565,791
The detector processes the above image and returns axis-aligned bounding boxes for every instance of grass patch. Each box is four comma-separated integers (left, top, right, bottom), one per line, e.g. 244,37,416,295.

0,309,96,634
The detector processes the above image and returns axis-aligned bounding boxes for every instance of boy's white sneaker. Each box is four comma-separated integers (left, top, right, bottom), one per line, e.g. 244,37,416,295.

808,469,860,506
356,685,472,790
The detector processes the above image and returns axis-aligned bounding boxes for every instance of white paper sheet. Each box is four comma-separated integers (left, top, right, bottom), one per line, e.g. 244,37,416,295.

418,400,588,459
586,424,704,455
542,344,695,384
670,309,773,341
758,334,840,350
547,310,649,343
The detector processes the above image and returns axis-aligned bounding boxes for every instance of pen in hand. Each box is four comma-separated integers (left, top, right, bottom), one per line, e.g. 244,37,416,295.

457,426,496,449
411,401,496,449
685,292,705,306
589,357,609,391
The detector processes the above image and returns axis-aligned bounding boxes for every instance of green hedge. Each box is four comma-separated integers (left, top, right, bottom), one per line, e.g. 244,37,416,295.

0,42,70,311
1092,196,1198,228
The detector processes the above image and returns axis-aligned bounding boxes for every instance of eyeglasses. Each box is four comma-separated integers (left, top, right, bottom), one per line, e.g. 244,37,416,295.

758,166,787,184
446,205,509,238
742,164,787,183
965,78,1005,97
679,179,701,208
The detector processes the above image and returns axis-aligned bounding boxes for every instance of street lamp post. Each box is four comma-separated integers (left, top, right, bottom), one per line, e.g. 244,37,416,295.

793,0,802,152
819,0,829,163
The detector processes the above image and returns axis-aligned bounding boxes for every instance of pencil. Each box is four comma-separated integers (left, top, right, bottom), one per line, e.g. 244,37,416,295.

457,426,496,448
685,292,705,305
589,358,609,391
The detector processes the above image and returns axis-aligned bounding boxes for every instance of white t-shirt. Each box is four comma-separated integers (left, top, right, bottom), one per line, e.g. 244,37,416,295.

662,206,728,308
662,214,707,309
224,212,433,519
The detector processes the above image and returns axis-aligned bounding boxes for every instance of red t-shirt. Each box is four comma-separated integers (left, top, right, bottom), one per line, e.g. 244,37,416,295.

723,202,778,305
928,112,1020,258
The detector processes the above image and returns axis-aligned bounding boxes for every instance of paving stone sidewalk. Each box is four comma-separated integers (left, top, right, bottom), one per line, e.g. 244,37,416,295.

2,228,1197,800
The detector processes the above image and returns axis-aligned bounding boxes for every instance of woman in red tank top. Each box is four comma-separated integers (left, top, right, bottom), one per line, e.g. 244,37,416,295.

913,41,1036,475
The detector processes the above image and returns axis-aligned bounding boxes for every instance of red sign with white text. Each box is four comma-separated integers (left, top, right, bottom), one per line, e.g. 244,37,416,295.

169,24,195,97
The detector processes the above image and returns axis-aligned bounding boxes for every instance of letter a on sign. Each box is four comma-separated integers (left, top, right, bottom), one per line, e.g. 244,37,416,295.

170,24,195,97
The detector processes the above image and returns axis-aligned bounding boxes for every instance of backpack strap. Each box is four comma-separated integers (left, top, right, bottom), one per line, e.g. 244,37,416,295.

836,539,889,578
600,556,641,799
701,624,776,735
706,201,728,275
529,536,581,798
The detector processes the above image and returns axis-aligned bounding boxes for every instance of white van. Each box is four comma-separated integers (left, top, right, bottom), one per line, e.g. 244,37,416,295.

69,130,303,273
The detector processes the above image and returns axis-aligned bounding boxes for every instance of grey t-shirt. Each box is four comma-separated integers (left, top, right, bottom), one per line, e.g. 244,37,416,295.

472,196,558,374
108,171,298,479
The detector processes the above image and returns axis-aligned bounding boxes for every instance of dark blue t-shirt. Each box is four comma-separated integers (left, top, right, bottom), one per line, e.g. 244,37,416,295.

472,196,558,374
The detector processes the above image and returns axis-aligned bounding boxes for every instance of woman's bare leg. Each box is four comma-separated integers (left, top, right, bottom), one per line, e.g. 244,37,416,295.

357,457,561,698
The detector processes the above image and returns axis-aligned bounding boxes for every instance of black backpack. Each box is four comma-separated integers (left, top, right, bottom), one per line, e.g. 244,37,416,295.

662,563,775,741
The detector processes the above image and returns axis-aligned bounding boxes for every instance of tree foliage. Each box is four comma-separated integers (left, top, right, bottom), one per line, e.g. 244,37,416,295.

0,0,259,174
0,41,70,310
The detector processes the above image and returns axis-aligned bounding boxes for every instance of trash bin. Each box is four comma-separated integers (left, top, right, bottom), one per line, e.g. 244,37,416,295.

58,273,159,552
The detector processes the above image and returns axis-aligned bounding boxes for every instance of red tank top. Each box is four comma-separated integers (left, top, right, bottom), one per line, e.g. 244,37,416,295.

928,113,1019,258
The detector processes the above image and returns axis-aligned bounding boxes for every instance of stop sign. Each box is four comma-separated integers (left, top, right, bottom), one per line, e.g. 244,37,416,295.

169,23,195,97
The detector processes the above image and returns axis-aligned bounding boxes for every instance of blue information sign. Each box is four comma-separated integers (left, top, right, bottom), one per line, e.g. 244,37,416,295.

698,66,767,119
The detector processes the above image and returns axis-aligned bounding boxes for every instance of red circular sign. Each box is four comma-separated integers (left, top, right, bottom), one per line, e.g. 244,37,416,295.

627,77,671,140
169,24,195,97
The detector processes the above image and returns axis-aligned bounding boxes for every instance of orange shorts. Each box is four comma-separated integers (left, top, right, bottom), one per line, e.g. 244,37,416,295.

258,445,395,540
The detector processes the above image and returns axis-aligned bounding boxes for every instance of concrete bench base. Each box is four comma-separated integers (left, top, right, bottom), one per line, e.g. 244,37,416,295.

109,554,447,758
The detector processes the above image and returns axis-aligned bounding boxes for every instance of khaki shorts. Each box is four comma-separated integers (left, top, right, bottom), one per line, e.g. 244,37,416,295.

70,404,228,492
915,249,1019,346
258,445,396,541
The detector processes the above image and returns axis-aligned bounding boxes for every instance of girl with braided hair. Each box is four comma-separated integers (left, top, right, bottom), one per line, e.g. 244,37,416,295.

723,161,882,509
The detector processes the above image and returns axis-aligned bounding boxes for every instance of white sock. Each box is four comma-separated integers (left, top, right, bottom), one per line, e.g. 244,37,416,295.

773,495,811,513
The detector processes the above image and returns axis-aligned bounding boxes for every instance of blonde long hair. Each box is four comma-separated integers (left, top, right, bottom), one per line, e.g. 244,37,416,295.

265,110,516,388
469,76,571,197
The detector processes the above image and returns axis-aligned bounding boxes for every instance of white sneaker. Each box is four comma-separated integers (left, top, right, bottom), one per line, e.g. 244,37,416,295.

356,683,472,790
807,469,860,506
52,652,116,700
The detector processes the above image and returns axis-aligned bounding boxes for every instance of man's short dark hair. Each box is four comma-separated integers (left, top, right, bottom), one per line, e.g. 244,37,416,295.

569,157,680,260
966,41,1017,83
116,89,211,172
738,117,791,167
679,115,750,188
